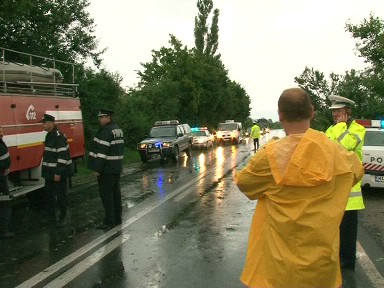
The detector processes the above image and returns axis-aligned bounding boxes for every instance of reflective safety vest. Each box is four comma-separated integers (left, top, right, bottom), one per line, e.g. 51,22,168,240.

251,124,261,139
325,119,366,210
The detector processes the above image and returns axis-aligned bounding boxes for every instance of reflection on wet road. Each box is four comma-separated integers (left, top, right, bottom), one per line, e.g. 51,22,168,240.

2,135,260,287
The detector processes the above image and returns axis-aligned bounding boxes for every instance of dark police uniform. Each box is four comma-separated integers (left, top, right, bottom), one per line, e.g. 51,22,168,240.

0,136,13,238
42,118,72,224
87,110,124,228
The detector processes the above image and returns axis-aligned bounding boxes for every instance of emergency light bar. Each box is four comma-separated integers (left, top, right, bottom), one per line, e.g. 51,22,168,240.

154,120,179,126
191,127,208,132
355,119,384,129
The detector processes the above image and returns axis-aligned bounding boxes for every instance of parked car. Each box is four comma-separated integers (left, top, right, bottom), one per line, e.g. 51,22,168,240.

191,127,214,149
137,120,192,163
361,127,384,189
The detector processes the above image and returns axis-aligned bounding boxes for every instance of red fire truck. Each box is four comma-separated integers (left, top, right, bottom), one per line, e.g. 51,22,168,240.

0,47,85,199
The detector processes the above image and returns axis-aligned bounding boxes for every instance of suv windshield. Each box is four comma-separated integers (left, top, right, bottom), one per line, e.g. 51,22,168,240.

218,123,238,131
364,130,384,146
150,126,177,137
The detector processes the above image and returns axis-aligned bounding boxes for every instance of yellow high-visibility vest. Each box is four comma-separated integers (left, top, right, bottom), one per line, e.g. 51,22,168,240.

325,119,366,210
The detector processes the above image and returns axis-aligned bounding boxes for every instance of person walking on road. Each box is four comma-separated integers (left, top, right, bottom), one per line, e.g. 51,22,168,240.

250,121,261,151
235,88,364,288
0,125,14,238
41,114,72,226
87,109,124,230
326,95,366,270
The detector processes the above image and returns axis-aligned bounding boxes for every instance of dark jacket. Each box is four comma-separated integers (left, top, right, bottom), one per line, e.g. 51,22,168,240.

87,122,124,174
0,139,11,175
0,139,11,195
41,126,72,179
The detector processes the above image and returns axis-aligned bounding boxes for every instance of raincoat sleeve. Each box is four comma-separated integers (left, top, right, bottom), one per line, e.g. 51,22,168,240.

235,148,273,200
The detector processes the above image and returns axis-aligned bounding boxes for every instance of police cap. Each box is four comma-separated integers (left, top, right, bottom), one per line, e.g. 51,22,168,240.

40,113,55,122
328,95,355,109
97,109,114,117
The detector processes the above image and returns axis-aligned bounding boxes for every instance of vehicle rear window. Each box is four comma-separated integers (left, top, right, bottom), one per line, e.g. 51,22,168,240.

150,126,176,137
364,130,384,146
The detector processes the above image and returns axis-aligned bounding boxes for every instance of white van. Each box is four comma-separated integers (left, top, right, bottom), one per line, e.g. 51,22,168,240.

216,120,243,145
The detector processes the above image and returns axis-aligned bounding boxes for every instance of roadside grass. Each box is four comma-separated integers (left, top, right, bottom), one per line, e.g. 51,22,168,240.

71,148,140,184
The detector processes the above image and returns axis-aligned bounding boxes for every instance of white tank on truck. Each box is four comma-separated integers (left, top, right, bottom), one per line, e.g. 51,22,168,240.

0,47,85,201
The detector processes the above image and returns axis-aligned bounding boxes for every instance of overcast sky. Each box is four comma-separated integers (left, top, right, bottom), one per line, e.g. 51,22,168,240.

87,0,384,121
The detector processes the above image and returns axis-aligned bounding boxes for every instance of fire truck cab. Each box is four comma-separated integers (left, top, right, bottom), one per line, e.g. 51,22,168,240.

355,119,384,189
0,47,85,200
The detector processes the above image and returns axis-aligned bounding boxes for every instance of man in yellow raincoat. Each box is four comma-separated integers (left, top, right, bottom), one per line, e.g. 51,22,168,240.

235,88,364,288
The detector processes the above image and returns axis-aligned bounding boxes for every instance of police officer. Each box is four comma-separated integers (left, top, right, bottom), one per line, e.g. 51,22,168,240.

0,125,14,238
87,109,124,230
250,121,261,151
41,114,72,226
325,95,366,269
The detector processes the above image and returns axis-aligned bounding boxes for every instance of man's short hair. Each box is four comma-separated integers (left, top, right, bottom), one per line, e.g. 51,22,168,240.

278,88,313,122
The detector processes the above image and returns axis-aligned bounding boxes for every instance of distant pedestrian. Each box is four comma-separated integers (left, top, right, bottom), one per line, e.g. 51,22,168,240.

250,121,260,151
87,109,124,230
326,95,366,270
41,114,72,226
0,125,14,238
235,88,364,288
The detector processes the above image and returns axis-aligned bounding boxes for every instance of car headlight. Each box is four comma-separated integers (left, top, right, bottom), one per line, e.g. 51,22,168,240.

217,132,222,138
138,143,147,149
162,142,173,147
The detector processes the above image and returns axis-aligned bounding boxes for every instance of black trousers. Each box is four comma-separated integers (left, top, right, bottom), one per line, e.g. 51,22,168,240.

0,175,12,233
253,138,259,150
340,209,358,267
97,174,122,227
44,177,68,222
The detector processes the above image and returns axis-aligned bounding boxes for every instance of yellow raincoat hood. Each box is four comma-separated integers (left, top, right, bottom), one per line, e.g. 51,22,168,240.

268,129,348,187
235,129,364,288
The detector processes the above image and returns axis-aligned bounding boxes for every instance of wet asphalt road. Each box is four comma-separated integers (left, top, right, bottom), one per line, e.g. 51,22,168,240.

1,130,384,288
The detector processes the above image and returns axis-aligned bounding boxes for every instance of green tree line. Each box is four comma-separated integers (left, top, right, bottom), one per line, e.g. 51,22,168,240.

295,14,384,131
1,0,383,149
0,0,250,149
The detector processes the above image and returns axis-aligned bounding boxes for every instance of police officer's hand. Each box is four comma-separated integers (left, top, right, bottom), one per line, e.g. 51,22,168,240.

336,114,348,123
54,174,61,182
4,168,9,175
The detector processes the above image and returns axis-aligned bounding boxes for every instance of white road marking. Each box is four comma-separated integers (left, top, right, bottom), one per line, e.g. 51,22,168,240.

16,156,231,288
357,241,384,287
45,233,131,288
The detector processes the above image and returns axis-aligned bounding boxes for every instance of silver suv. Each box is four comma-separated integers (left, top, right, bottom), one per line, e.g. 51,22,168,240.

137,120,193,163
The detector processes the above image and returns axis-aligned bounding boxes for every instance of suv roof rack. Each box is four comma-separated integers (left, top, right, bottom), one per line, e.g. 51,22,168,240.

154,120,179,126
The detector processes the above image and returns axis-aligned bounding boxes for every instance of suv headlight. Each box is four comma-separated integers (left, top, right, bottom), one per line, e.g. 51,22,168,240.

162,142,173,147
138,143,147,149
